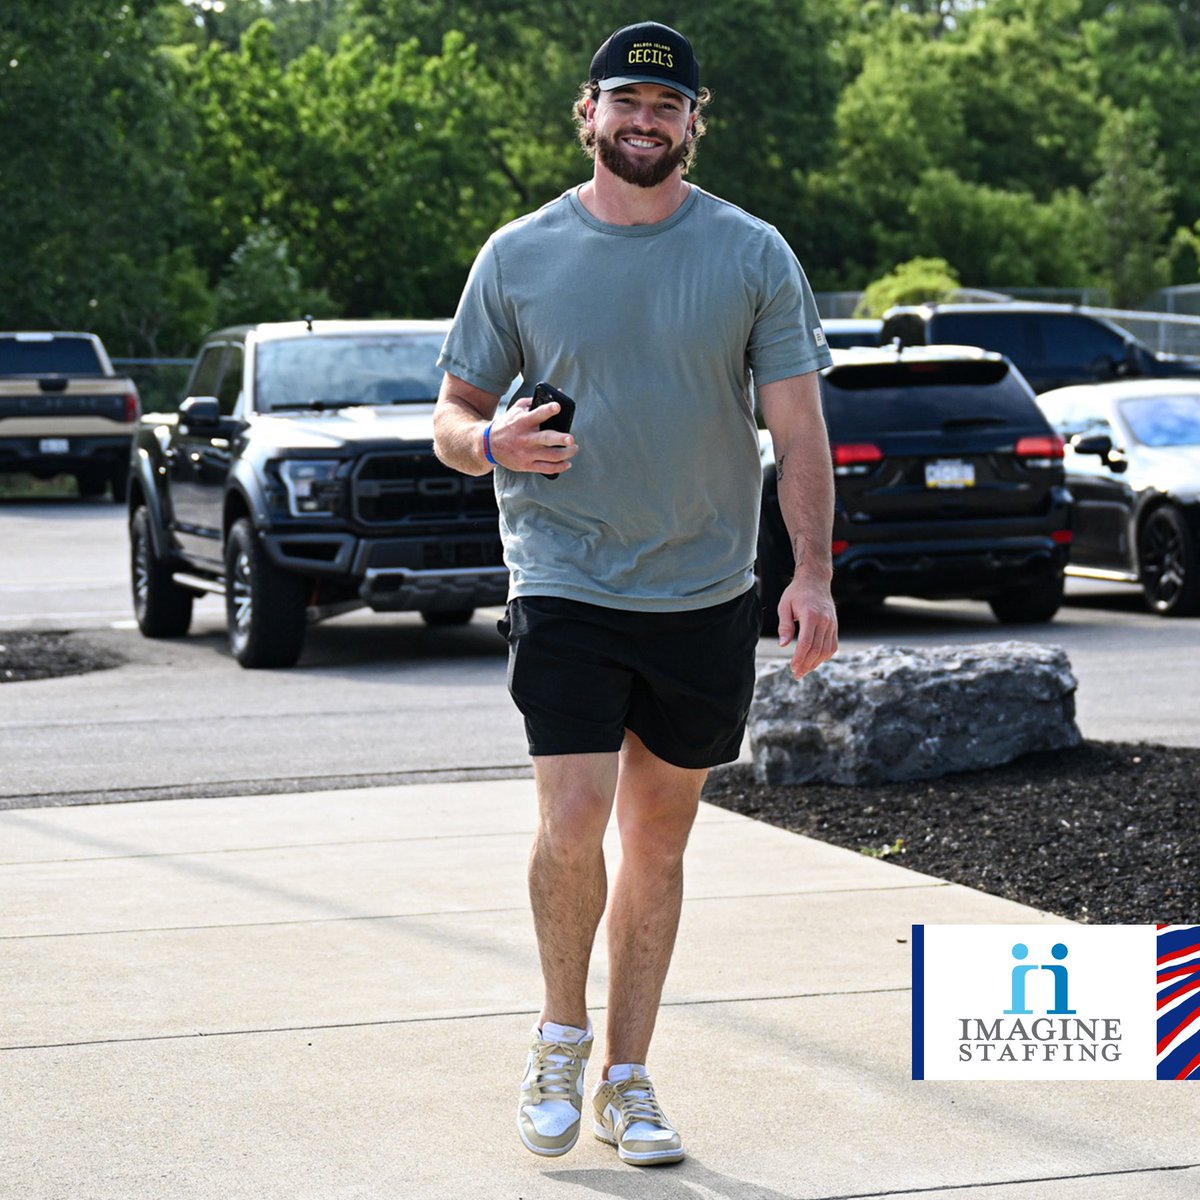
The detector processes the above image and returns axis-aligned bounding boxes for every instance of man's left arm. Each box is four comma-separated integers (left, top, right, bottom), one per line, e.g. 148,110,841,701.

758,371,839,678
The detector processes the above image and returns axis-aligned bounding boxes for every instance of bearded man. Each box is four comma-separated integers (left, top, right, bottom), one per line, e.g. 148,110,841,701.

434,21,837,1166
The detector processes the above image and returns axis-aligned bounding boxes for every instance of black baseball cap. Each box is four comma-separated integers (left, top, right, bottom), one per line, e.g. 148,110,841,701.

589,22,699,103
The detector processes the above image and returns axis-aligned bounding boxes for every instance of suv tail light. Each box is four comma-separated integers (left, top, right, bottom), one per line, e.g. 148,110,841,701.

1015,434,1064,465
832,442,883,476
123,392,141,423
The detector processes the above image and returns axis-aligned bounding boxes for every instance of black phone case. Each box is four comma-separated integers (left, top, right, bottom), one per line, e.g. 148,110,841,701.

530,382,576,478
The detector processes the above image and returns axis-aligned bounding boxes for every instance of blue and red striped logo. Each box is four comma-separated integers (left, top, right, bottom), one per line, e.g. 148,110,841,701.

1157,925,1200,1080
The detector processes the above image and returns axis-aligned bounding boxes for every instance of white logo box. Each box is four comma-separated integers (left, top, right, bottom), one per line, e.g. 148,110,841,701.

913,924,1200,1081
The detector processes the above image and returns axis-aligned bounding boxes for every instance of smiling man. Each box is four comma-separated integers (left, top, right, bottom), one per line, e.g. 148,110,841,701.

434,21,836,1166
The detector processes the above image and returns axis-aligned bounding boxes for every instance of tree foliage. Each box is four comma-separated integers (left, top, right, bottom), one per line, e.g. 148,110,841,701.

2,0,1199,357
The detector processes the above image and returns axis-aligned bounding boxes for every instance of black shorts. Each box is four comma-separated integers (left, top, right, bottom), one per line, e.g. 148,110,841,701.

499,591,760,770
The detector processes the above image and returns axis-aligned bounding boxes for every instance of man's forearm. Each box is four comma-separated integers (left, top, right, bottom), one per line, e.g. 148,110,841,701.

433,383,495,477
775,436,835,584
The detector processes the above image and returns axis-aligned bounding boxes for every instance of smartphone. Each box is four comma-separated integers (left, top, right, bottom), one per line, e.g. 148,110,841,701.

529,381,576,479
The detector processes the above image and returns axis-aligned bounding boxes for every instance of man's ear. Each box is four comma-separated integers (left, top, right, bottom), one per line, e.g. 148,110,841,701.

585,98,596,125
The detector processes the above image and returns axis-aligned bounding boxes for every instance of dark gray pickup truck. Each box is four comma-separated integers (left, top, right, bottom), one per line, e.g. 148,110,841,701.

0,331,140,499
128,319,508,668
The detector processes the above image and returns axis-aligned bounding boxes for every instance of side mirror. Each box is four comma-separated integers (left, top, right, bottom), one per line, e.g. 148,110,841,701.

1070,432,1128,474
1070,433,1113,457
178,395,221,432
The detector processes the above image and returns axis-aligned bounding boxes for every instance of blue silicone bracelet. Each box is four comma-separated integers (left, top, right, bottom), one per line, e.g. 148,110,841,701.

482,423,497,465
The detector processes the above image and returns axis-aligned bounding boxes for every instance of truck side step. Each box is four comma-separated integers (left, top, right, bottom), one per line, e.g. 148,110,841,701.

174,572,226,597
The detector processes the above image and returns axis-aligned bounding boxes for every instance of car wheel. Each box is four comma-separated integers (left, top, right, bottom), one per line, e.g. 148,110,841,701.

1139,506,1200,616
420,609,474,627
225,517,309,668
130,507,193,637
987,573,1064,624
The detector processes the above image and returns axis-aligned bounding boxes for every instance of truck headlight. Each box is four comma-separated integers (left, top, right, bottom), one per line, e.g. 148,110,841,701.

278,459,342,516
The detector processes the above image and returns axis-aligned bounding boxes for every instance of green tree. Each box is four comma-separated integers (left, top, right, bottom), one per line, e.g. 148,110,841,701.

214,222,337,325
1088,104,1174,307
0,0,212,354
855,257,961,316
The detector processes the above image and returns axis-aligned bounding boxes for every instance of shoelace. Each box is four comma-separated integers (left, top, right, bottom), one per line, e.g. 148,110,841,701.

609,1076,669,1128
525,1040,585,1103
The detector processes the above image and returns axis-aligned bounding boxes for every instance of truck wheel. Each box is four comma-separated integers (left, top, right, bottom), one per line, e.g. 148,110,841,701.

987,574,1064,624
421,609,474,627
131,507,193,637
1139,506,1200,616
76,467,108,498
225,518,308,668
110,460,129,503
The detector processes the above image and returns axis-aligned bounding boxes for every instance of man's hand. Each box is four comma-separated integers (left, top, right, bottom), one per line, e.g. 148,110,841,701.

487,396,578,475
777,577,838,679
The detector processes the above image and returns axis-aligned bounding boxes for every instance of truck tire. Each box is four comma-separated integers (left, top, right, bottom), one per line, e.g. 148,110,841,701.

131,507,193,637
421,609,474,627
225,517,308,668
76,467,108,498
110,460,129,504
987,573,1064,624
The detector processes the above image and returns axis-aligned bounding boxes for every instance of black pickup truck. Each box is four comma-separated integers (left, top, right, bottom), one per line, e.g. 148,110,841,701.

127,319,508,668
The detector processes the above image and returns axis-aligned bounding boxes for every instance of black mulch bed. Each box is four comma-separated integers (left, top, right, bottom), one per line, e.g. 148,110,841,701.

702,741,1200,925
0,631,123,683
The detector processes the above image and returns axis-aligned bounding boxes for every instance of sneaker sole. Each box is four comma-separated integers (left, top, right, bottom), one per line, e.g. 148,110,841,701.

592,1121,684,1165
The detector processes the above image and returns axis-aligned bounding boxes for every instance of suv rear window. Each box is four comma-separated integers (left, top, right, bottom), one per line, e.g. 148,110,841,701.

820,359,1040,436
0,336,105,376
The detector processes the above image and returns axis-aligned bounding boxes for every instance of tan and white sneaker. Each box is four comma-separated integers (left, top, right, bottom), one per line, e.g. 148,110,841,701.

592,1064,685,1165
517,1021,593,1157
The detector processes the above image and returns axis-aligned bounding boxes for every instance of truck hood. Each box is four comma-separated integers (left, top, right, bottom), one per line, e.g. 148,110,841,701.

249,403,437,451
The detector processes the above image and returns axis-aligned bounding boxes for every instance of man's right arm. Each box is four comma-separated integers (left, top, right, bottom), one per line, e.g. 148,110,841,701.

433,372,578,478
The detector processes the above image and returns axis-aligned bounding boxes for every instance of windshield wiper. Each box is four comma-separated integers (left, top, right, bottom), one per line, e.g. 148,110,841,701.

269,399,360,412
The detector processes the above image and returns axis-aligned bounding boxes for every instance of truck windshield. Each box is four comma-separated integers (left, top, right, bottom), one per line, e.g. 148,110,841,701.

255,334,445,412
0,336,105,376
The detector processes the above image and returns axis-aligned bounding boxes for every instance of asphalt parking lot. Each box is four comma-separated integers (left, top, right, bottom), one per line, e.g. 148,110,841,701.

3,496,1199,807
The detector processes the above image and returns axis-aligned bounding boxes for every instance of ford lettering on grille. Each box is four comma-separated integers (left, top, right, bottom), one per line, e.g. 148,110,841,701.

352,450,498,525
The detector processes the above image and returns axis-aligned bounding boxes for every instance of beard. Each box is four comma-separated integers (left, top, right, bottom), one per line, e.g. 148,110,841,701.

595,127,687,188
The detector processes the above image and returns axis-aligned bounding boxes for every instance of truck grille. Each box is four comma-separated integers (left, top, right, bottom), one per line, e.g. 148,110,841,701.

351,448,498,527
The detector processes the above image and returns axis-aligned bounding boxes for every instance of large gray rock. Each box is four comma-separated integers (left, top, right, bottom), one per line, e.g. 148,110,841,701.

749,642,1081,786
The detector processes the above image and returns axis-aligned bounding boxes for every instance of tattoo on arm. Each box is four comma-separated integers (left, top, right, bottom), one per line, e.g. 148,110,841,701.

777,453,787,481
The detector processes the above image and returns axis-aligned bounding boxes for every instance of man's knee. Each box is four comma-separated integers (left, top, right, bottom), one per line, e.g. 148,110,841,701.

533,753,618,859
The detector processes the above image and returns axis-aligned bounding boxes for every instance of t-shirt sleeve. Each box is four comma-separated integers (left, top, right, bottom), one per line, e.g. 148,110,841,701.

747,228,833,386
437,234,523,397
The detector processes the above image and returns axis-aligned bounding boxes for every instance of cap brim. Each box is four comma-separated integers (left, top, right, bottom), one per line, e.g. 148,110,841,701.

597,74,696,102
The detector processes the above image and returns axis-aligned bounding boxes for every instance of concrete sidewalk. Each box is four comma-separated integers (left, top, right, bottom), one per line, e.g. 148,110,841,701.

3,779,1198,1200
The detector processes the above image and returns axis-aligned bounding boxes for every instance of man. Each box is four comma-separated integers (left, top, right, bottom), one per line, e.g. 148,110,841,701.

433,21,837,1166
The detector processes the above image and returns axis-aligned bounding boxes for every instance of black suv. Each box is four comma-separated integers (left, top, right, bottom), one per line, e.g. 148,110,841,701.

757,346,1072,623
128,319,507,668
881,302,1200,394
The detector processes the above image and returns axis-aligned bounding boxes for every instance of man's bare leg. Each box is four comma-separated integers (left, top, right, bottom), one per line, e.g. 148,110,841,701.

603,730,707,1073
529,752,619,1030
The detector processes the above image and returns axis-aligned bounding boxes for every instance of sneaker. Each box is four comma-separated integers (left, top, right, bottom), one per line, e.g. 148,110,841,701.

592,1064,685,1165
517,1021,593,1157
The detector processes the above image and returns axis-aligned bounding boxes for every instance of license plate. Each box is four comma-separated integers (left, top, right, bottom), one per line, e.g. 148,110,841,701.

925,459,975,489
39,438,70,454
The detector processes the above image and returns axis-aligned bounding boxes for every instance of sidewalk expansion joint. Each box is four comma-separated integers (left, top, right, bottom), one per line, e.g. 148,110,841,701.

1,988,910,1053
809,1162,1200,1199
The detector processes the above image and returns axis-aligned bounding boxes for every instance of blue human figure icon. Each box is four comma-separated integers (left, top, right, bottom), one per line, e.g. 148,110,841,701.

1005,943,1037,1015
1041,942,1076,1015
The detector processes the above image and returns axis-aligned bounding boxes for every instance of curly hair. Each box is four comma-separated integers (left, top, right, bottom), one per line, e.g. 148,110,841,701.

572,81,711,176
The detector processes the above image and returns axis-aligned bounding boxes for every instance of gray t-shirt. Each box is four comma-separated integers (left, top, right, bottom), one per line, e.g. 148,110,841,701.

438,185,831,612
